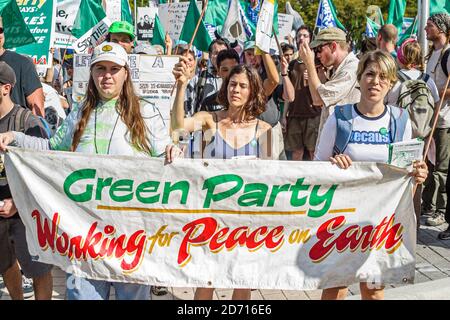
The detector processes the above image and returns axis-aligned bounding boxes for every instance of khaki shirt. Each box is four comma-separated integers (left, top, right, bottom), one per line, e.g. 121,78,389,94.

317,52,361,134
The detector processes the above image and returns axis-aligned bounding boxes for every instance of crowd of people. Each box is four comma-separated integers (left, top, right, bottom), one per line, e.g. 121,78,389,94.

0,11,449,300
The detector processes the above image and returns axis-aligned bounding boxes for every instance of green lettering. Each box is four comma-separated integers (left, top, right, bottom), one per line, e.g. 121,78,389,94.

308,184,338,218
109,179,134,202
63,169,96,202
237,183,268,207
96,178,112,200
290,178,310,207
162,181,189,204
136,181,161,204
203,174,243,208
266,184,291,207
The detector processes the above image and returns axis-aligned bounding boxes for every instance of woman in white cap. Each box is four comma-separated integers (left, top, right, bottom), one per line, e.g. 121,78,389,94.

0,42,171,300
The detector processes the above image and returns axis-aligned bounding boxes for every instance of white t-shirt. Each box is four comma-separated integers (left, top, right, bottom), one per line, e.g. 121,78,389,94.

315,104,412,163
426,45,450,128
385,68,440,105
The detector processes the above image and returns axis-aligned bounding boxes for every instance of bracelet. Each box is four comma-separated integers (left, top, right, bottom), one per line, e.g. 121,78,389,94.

281,73,288,77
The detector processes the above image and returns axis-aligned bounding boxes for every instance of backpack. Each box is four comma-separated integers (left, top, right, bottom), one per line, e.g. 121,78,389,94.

333,104,409,156
10,105,32,133
396,70,435,139
10,105,51,138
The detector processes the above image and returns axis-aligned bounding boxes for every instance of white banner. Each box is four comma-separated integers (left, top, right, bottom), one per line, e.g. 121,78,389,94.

73,54,178,120
5,148,417,290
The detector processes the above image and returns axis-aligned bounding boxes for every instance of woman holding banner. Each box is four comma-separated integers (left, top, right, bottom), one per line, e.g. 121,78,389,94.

0,42,171,300
167,58,273,300
314,50,428,300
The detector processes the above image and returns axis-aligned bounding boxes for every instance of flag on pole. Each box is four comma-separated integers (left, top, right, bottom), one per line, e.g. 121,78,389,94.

397,16,418,45
221,0,247,43
386,0,406,36
71,0,111,54
0,0,35,49
430,0,450,15
151,15,166,51
365,16,381,38
315,0,346,32
203,0,228,39
286,1,304,31
179,0,212,52
121,0,133,24
255,0,276,53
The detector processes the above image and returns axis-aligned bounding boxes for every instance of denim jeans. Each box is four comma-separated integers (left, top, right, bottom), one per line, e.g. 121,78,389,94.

65,273,151,300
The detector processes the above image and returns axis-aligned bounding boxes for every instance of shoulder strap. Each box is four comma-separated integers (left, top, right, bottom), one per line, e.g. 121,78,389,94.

420,72,430,83
12,105,31,133
397,70,410,83
389,106,409,143
441,48,450,78
334,104,354,155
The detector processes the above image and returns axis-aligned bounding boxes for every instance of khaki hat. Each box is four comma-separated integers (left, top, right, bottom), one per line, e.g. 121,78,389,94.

310,27,347,48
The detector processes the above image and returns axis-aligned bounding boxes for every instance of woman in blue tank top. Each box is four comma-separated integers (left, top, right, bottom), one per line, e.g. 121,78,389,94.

168,60,273,300
170,61,273,161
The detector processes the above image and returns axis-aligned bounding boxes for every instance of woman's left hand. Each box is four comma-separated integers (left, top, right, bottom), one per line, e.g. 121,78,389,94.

410,160,428,184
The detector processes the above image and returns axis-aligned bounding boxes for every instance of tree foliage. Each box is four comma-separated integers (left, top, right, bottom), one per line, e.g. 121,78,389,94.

278,0,418,45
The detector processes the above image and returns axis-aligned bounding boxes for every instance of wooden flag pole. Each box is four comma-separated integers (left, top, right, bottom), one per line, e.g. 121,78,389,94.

272,26,283,57
170,0,209,96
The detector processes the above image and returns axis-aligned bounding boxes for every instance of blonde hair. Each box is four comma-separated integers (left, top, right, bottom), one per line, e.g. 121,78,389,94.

402,41,424,71
357,50,398,84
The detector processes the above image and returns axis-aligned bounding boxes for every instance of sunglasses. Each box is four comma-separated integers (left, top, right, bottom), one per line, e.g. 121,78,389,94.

314,43,331,54
0,27,3,34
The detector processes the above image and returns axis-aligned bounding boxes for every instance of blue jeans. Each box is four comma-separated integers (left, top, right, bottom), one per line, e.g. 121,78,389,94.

65,274,151,300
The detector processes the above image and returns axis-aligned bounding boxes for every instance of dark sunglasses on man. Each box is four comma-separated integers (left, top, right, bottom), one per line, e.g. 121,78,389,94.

314,43,331,54
0,27,3,34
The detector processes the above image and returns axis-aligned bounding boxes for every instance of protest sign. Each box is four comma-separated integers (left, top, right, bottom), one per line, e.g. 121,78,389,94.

73,54,178,120
158,2,201,42
5,148,416,290
270,13,293,53
53,0,79,48
15,0,57,68
136,7,158,41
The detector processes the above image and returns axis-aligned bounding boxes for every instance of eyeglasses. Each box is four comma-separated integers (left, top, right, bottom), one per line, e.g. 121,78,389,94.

0,28,4,34
314,43,331,54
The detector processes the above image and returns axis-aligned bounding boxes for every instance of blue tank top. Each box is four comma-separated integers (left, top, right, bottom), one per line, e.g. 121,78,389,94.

203,113,260,159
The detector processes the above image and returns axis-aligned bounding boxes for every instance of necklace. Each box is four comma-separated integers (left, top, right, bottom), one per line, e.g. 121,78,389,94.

94,106,120,155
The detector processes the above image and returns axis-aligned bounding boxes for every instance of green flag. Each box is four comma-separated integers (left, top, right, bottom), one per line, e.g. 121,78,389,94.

397,17,418,46
386,0,406,35
0,0,35,49
430,0,450,15
204,0,228,35
71,0,110,53
151,15,166,51
121,0,133,24
179,0,212,52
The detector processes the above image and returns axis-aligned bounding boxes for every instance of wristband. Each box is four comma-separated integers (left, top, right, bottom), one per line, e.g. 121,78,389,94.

281,73,288,77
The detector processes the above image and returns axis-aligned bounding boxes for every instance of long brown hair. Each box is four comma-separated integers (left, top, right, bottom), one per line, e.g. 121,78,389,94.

217,64,266,121
71,64,151,153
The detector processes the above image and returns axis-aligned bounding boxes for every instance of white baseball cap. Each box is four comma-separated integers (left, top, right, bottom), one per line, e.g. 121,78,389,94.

91,42,128,67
